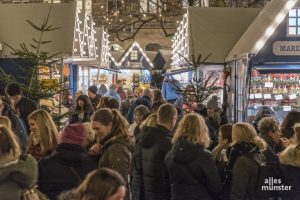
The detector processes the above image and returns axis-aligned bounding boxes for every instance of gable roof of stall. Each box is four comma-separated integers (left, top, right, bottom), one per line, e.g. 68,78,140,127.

226,0,296,62
188,7,261,64
0,2,76,58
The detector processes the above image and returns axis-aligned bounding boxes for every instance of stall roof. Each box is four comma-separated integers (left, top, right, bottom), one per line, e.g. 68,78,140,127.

188,7,261,64
226,0,294,62
0,3,76,58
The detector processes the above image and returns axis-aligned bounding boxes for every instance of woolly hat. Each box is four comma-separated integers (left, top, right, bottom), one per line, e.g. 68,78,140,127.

88,85,98,95
60,123,86,145
206,96,219,110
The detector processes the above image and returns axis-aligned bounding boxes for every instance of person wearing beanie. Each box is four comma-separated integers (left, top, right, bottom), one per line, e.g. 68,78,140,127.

38,124,97,200
88,85,101,110
206,96,228,132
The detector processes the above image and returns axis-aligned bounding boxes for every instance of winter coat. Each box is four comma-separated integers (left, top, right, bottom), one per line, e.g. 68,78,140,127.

212,143,230,183
226,142,265,200
117,86,126,101
0,154,38,200
89,94,101,111
104,89,121,105
2,104,28,152
69,109,92,124
38,143,97,200
165,137,222,200
99,135,134,186
14,96,38,133
279,144,300,200
26,143,54,161
140,125,172,200
120,96,135,117
127,96,152,124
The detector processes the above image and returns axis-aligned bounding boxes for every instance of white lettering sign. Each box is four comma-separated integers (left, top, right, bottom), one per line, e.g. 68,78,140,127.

275,95,283,100
255,93,263,99
289,94,297,99
273,41,300,56
264,94,272,99
283,106,292,112
265,82,273,88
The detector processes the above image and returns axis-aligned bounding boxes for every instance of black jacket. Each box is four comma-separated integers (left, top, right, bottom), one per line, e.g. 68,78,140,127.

69,110,92,124
165,137,222,200
90,94,101,111
140,125,172,200
15,96,38,133
38,143,97,200
127,96,152,124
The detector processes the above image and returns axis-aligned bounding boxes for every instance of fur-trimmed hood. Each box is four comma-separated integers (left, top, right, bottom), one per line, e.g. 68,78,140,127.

279,144,300,167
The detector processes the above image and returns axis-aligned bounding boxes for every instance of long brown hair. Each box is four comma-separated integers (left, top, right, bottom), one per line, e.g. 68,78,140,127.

27,109,59,154
91,108,131,140
0,125,20,160
0,116,12,129
76,168,125,200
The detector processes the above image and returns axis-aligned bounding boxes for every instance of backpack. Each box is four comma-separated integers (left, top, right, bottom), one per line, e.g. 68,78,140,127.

244,154,283,200
21,186,49,200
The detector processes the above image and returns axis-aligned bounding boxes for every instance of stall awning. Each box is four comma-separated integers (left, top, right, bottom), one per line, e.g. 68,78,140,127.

253,64,300,73
226,0,294,62
164,67,194,76
0,3,76,58
188,7,261,64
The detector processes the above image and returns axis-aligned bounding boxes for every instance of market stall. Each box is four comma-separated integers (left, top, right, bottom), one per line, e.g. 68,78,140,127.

226,0,298,122
168,6,261,106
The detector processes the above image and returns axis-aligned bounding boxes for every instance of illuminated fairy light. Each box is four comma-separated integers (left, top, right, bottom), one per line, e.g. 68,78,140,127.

252,0,297,53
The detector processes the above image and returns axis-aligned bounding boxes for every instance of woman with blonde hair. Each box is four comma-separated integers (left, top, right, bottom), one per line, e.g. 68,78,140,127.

225,123,267,200
165,113,222,200
59,168,126,200
26,109,59,160
0,125,38,199
91,108,134,199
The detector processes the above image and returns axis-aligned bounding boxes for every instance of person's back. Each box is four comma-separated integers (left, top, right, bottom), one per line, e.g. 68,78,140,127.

140,104,177,200
38,124,97,200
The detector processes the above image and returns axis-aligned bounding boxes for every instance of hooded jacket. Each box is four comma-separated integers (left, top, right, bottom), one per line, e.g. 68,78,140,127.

99,135,134,186
165,137,222,200
279,144,300,200
38,143,97,200
127,96,152,124
0,154,38,200
226,142,265,200
104,89,121,105
139,125,172,200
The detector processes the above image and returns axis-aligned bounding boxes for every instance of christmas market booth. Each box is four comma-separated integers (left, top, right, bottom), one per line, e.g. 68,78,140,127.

225,0,298,122
168,6,261,107
0,2,102,113
110,41,155,90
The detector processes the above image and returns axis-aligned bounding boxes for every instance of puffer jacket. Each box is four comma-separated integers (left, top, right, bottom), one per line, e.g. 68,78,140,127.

165,136,222,200
279,144,300,200
38,143,97,200
140,125,172,200
0,154,38,200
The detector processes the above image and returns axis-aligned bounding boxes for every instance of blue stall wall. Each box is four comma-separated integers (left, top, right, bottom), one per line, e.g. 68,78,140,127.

0,58,33,95
69,64,78,96
253,2,300,64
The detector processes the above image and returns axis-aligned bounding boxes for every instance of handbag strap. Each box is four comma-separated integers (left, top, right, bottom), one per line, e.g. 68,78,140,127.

69,167,82,183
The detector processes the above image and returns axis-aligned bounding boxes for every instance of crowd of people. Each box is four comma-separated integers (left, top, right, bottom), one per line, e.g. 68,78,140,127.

0,81,299,200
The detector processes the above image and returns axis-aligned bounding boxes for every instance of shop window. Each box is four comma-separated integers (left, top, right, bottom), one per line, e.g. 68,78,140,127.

288,8,300,36
131,50,138,61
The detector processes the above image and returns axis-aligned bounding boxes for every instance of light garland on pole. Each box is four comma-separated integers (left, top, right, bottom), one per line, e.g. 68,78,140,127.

171,12,189,70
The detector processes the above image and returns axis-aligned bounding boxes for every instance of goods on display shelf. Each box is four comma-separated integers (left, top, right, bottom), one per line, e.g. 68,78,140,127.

248,70,300,121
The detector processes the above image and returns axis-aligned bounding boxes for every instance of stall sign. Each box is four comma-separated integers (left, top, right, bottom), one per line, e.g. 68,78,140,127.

264,94,272,99
273,41,300,56
255,93,263,99
249,94,254,99
275,95,283,100
289,94,297,100
283,106,292,112
264,82,273,88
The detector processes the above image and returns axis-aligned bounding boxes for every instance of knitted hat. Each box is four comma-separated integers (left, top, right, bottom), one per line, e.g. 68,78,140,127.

206,97,219,110
60,123,86,145
88,85,98,95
